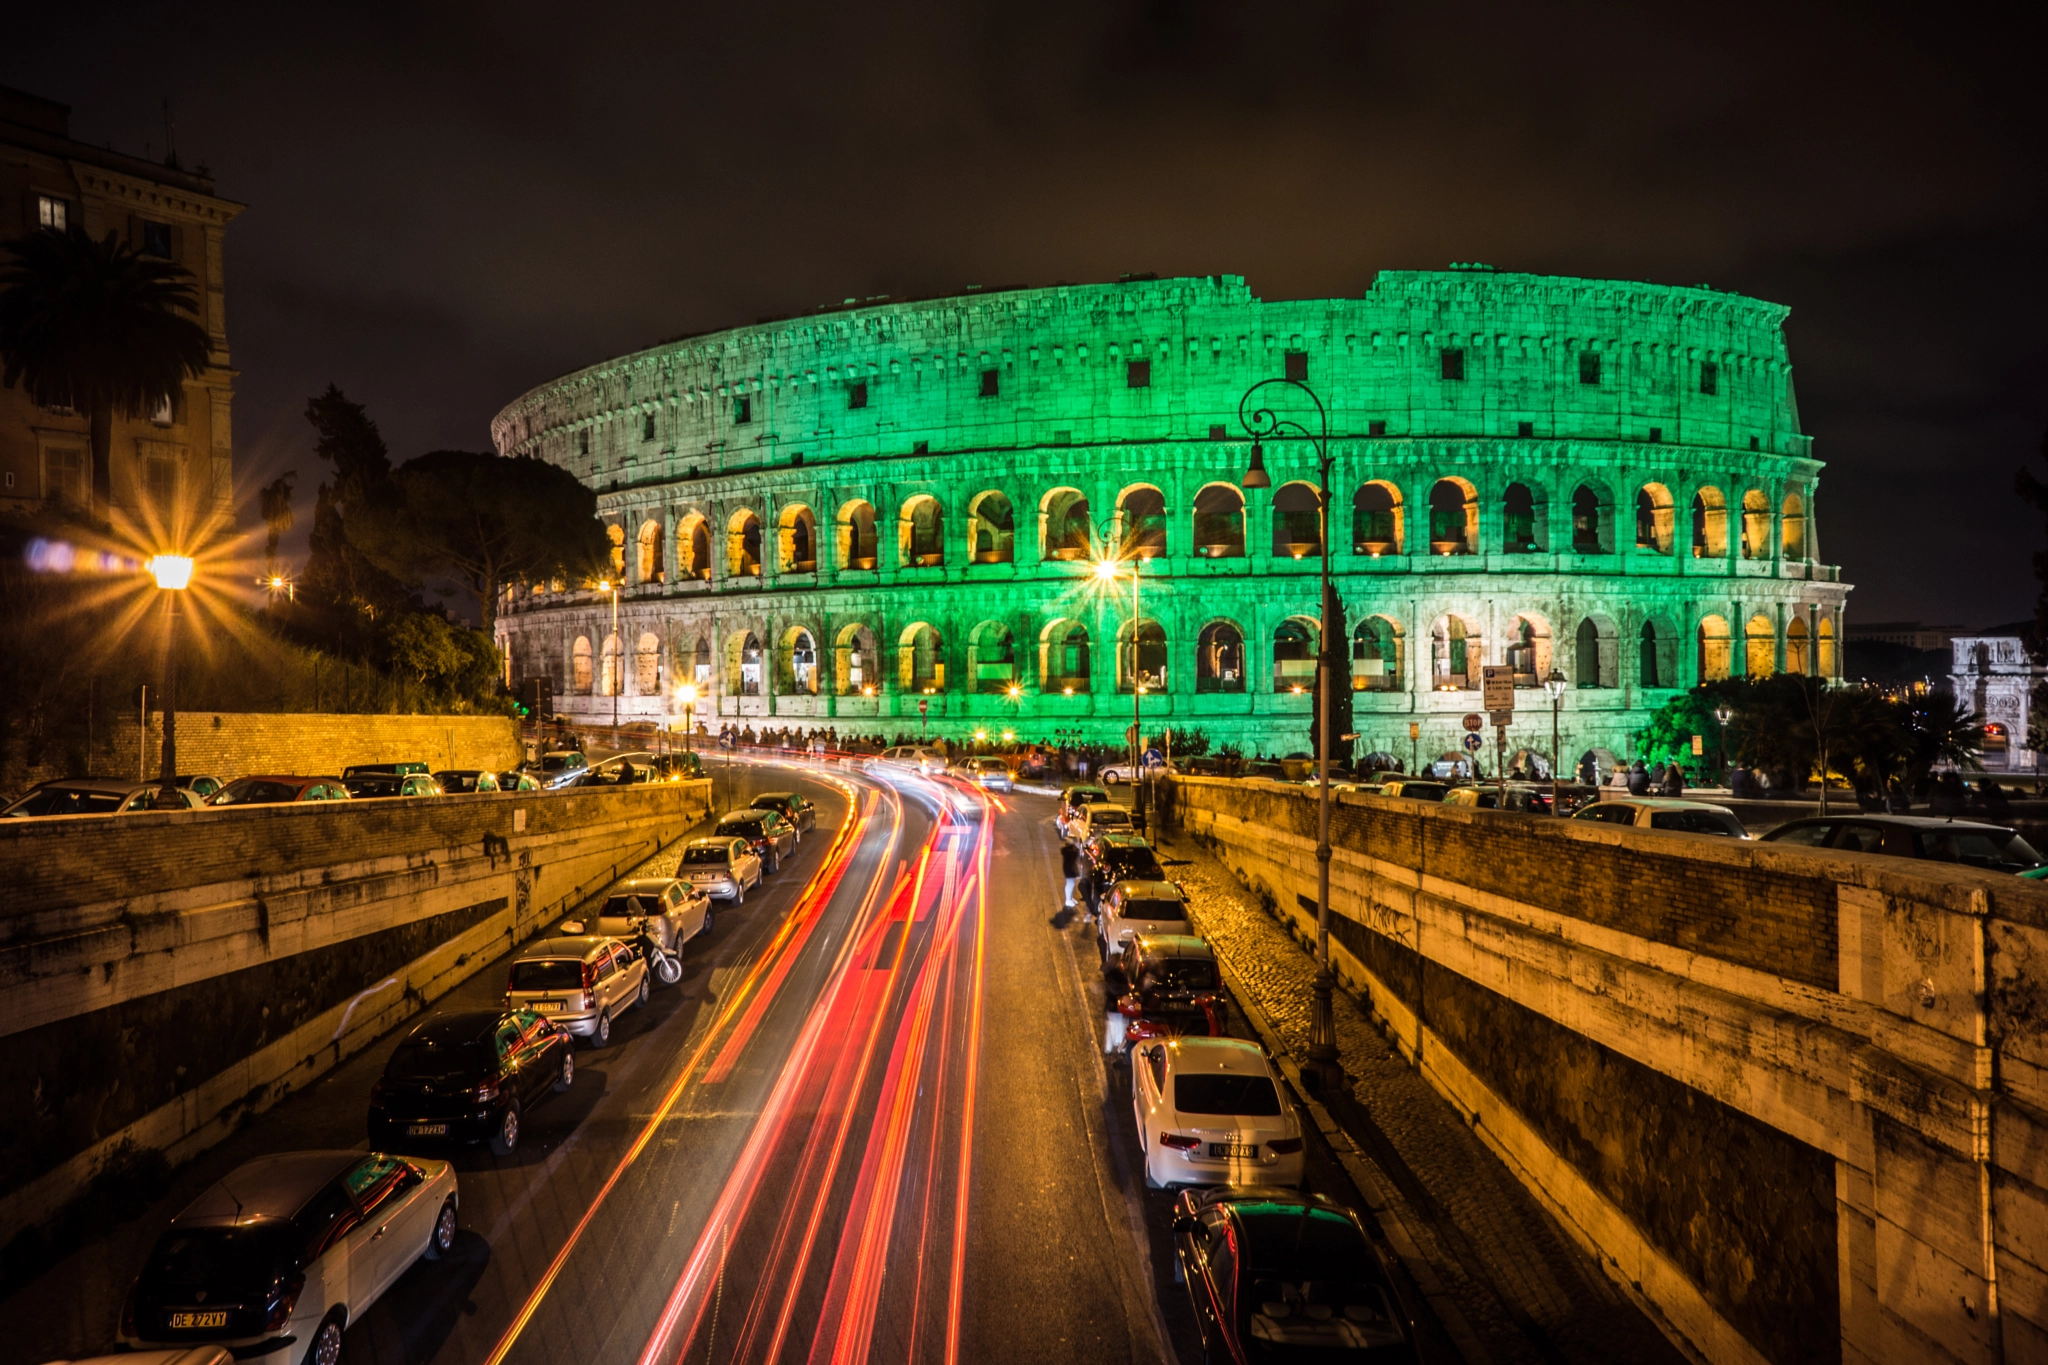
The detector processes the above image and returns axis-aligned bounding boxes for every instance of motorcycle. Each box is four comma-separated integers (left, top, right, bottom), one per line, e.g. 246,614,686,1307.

558,914,684,986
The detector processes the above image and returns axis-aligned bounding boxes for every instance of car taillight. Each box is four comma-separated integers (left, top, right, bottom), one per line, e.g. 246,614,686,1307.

265,1273,305,1332
581,992,595,1009
1268,1137,1304,1154
1160,1132,1201,1151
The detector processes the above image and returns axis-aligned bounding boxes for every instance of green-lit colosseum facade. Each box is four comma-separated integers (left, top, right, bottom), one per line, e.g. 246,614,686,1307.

490,268,1849,773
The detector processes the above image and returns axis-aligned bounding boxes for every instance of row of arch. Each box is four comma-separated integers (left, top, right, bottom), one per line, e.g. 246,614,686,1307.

596,480,1814,586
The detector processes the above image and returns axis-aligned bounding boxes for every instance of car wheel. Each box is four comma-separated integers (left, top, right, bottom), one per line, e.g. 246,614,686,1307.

423,1199,457,1261
553,1049,575,1092
636,972,650,1007
490,1103,521,1156
765,850,780,874
735,880,747,905
593,1009,613,1047
305,1309,345,1365
700,908,715,938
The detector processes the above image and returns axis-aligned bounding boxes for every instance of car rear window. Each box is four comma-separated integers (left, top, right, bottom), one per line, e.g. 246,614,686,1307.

1090,808,1131,825
1103,851,1166,882
139,1222,296,1298
1141,960,1217,993
683,845,731,865
509,959,583,991
719,818,766,839
211,779,304,806
1174,1072,1282,1116
387,1041,488,1082
1920,827,2045,871
1121,898,1185,921
601,894,660,917
9,787,129,816
1649,810,1745,837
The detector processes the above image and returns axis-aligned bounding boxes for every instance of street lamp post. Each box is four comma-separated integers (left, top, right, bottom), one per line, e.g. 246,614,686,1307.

599,580,621,739
1544,668,1568,814
1095,554,1148,823
149,555,194,797
677,684,698,758
1714,704,1734,784
1237,377,1340,1087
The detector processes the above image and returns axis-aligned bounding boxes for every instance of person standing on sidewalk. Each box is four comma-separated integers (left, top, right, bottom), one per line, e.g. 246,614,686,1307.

1061,839,1081,911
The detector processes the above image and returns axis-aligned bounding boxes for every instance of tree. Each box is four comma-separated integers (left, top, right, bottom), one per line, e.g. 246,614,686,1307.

294,387,417,658
258,471,297,575
0,225,212,512
386,612,502,708
1903,691,1984,782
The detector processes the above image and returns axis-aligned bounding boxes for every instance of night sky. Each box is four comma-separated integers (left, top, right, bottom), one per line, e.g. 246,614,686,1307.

7,2,2044,626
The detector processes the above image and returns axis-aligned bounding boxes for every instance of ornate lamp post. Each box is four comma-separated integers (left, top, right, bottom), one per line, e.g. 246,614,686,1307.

1715,703,1734,783
1544,668,1568,814
149,554,194,797
1237,377,1340,1087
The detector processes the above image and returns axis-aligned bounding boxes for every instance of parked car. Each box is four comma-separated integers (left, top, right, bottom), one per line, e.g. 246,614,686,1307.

170,774,224,800
716,807,800,871
865,745,947,776
1055,784,1113,838
1100,759,1175,784
650,751,705,781
1132,1036,1305,1190
1081,832,1169,919
344,772,445,799
1099,879,1194,969
496,770,540,792
503,935,649,1047
119,1150,458,1363
206,776,351,806
1067,802,1135,844
1759,814,2046,872
535,750,590,788
341,762,429,780
750,790,817,834
1443,782,1571,814
1574,797,1750,838
368,1008,573,1155
434,769,501,794
1171,1187,1418,1364
958,757,1014,792
1105,933,1226,1055
2,778,205,817
1377,778,1452,802
571,876,715,967
678,836,765,901
575,752,656,787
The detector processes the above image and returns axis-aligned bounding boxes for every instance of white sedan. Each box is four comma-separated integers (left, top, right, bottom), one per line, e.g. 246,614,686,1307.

1131,1036,1304,1190
1098,761,1174,785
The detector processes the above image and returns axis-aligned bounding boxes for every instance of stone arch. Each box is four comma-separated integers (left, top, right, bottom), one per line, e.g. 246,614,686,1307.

1781,492,1807,559
967,490,1015,564
600,632,623,697
635,630,661,694
1117,615,1168,693
572,634,593,693
1639,617,1678,689
677,512,712,581
1196,619,1246,693
727,508,762,577
726,629,764,696
1691,487,1728,558
1192,483,1246,559
838,499,879,571
1353,615,1404,692
1272,480,1323,557
969,619,1019,693
1818,616,1837,678
1040,618,1092,692
1698,614,1733,681
1427,477,1478,555
607,522,626,579
1274,616,1320,691
1353,480,1403,555
1570,483,1613,554
687,633,712,687
1429,612,1482,688
1574,614,1619,688
1635,482,1675,554
899,494,945,567
1786,617,1811,675
834,622,879,695
1116,484,1167,558
777,504,818,573
778,625,819,694
1502,482,1544,553
1740,489,1771,560
898,621,945,691
1040,487,1092,561
1746,613,1777,677
637,519,664,583
1504,611,1554,685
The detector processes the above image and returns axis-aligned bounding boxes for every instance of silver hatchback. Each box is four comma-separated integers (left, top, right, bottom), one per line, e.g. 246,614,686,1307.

503,935,648,1047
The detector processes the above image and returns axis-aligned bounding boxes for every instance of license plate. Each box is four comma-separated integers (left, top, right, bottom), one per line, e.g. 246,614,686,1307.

1208,1143,1258,1159
528,1000,563,1011
409,1123,449,1137
169,1311,230,1329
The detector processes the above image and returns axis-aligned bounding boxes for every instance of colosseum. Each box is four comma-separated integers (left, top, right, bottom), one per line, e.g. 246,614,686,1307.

490,267,1849,773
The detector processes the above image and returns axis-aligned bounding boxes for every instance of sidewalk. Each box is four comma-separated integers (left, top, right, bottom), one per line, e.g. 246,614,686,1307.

1153,827,1690,1365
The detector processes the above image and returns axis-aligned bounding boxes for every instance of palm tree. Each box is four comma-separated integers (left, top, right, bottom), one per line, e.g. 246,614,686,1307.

0,225,213,513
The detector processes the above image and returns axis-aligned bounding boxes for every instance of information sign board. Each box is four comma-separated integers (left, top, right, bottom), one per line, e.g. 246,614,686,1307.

1481,666,1515,713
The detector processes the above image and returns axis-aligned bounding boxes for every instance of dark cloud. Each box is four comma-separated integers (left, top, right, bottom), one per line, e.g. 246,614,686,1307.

6,0,2044,623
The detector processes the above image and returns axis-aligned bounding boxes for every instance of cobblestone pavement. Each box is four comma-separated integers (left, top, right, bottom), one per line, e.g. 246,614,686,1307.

1153,827,1690,1365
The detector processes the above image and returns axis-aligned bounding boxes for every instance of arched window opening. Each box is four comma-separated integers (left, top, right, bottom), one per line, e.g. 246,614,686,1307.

572,635,593,693
1505,613,1552,685
1639,622,1664,688
635,631,661,694
728,510,762,577
691,635,712,688
1041,620,1091,692
1698,615,1733,682
1274,618,1320,691
1193,484,1246,559
900,495,945,567
1573,617,1619,688
1431,615,1480,689
600,633,623,697
1818,618,1837,677
1745,615,1777,678
1781,493,1807,560
839,500,878,571
607,523,626,578
779,627,819,695
1692,488,1728,558
898,623,945,691
677,514,712,582
1272,481,1323,558
1041,488,1092,561
834,623,878,695
1571,485,1609,554
777,505,817,573
1353,481,1402,556
637,521,664,583
1118,486,1167,559
1428,479,1477,555
723,632,764,696
1196,621,1245,693
1740,490,1771,560
1353,617,1403,692
1635,484,1674,554
1786,618,1811,675
1118,618,1167,694
968,491,1015,564
970,621,1018,693
1502,483,1541,553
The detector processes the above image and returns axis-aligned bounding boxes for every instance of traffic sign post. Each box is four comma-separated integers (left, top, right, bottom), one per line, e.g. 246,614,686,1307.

1462,732,1483,752
1462,713,1484,732
1481,666,1515,714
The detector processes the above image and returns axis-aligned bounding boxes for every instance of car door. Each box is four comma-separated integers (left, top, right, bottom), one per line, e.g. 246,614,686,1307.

345,1154,431,1303
514,1011,557,1103
1133,1042,1167,1139
680,886,710,940
591,947,622,1013
294,1177,360,1318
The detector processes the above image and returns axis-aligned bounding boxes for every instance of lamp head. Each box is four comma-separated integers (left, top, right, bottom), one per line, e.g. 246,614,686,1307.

597,579,611,593
1242,440,1272,490
1543,668,1567,701
1715,705,1733,723
1094,558,1119,582
677,683,698,704
149,555,194,591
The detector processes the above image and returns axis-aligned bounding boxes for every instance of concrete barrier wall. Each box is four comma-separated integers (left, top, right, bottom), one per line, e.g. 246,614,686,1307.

0,780,710,1243
85,710,524,785
1164,776,2048,1365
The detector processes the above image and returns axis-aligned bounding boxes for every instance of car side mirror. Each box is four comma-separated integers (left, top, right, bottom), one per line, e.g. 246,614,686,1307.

559,920,584,934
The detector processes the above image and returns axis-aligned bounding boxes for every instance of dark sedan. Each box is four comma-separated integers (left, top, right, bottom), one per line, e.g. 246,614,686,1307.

1172,1187,1420,1364
1760,814,2045,873
1080,832,1167,916
1106,933,1226,1056
368,1008,574,1156
715,807,800,872
751,790,817,834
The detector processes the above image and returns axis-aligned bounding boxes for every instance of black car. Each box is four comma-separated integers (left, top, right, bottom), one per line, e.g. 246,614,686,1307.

1172,1187,1420,1364
716,807,800,871
1760,814,2046,873
1081,831,1166,914
369,1008,573,1155
342,762,429,780
752,790,817,834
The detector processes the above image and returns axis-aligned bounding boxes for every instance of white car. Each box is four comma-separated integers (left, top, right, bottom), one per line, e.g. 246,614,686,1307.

677,836,765,901
1067,802,1134,844
1055,785,1112,839
1099,760,1175,785
1572,797,1750,838
1097,878,1193,968
865,745,947,776
120,1151,459,1364
1132,1037,1304,1191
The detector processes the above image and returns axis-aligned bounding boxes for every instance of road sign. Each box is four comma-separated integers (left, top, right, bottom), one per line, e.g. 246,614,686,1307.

918,698,929,715
1489,709,1513,727
718,732,735,749
1691,734,1705,756
1462,713,1484,732
1408,722,1421,740
1481,666,1515,712
1463,733,1484,752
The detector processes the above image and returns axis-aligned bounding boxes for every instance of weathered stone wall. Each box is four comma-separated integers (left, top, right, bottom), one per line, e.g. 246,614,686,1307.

78,710,522,787
0,780,709,1242
1166,775,2048,1365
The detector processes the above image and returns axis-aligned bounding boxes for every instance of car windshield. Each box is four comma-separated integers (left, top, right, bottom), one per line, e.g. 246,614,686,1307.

1121,897,1185,921
1071,790,1108,806
6,786,129,816
386,1040,488,1082
210,779,302,805
720,818,766,839
541,754,580,771
683,845,731,865
509,959,583,991
1175,1072,1282,1116
1140,959,1217,993
1090,808,1131,825
140,1222,297,1297
1103,850,1166,882
439,774,478,792
1235,1207,1406,1353
1921,827,2045,871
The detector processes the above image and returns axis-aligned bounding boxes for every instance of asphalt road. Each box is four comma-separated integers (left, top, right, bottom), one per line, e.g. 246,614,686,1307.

7,761,1455,1365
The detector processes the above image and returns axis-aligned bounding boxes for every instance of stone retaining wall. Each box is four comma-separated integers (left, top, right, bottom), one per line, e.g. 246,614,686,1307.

85,710,524,787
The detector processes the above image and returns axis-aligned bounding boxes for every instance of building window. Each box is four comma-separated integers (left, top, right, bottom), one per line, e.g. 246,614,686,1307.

1579,351,1601,385
1749,435,1761,451
1517,420,1534,438
1284,350,1308,382
149,393,174,426
36,195,66,231
642,412,655,441
141,220,173,257
1208,424,1227,440
1700,361,1718,395
734,395,752,424
1440,348,1464,381
848,381,868,409
978,368,999,398
1648,426,1662,443
143,455,179,511
1126,360,1151,388
45,446,86,504
1368,419,1387,437
578,430,590,457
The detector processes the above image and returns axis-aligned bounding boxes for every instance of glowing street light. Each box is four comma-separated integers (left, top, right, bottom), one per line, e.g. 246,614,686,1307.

149,554,194,797
675,682,699,755
150,555,194,591
1544,668,1569,814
